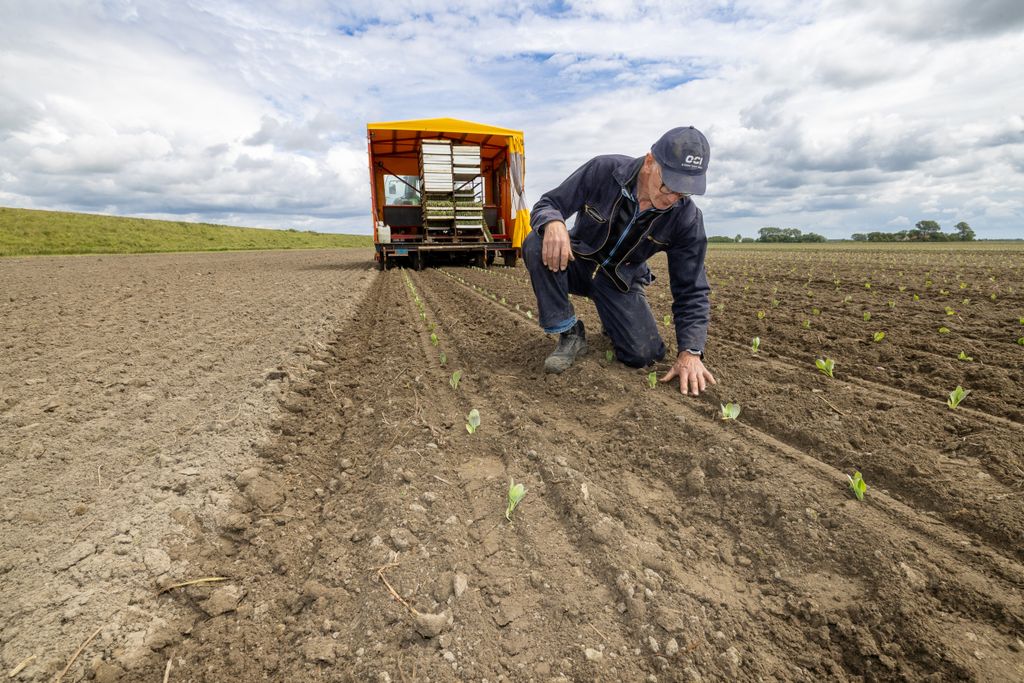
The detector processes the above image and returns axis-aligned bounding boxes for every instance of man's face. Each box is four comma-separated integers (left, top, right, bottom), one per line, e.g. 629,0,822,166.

643,154,688,210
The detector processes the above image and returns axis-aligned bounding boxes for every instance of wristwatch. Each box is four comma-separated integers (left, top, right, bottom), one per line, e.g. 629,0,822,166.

685,348,704,359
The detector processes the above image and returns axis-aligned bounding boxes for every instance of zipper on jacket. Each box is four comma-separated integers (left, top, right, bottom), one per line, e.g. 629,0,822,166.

609,214,667,292
583,204,607,223
575,195,621,258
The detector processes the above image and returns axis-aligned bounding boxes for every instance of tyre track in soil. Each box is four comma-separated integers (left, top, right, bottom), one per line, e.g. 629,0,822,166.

450,266,1024,566
417,268,1024,680
145,269,652,682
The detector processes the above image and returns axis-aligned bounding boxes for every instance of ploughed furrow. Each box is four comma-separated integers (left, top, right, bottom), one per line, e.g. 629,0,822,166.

430,264,1024,681
408,267,658,679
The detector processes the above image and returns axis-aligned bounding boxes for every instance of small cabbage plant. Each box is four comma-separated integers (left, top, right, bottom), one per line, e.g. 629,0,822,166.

505,478,526,521
847,471,867,501
720,403,741,421
947,386,969,410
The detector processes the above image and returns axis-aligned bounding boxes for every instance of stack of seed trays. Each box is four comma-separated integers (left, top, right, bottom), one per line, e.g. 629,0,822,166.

420,140,454,193
452,144,481,179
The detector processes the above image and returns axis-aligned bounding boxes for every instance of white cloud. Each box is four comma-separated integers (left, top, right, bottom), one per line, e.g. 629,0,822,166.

0,0,1022,237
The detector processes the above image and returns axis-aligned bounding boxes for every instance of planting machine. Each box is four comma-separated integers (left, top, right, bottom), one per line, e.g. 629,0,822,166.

367,118,530,270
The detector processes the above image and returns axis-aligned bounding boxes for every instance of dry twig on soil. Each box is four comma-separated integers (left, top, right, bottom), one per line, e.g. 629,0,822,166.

163,658,172,683
7,654,35,678
376,563,420,616
157,576,228,594
813,393,847,416
53,624,102,683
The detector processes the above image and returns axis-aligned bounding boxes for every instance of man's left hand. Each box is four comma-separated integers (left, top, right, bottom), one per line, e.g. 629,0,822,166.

660,351,716,396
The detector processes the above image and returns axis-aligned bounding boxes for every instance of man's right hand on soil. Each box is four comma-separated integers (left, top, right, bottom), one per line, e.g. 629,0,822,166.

542,221,574,272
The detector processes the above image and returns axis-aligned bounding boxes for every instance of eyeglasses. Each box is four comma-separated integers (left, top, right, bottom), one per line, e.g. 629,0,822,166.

659,182,689,199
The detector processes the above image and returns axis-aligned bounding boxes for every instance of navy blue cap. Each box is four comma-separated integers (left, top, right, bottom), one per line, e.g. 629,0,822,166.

650,126,710,195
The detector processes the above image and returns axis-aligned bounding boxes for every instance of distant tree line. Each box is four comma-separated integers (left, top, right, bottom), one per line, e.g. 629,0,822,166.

756,227,826,243
851,220,975,242
708,234,755,243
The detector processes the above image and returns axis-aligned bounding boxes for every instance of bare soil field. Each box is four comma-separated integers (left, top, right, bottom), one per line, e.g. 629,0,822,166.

2,246,1023,682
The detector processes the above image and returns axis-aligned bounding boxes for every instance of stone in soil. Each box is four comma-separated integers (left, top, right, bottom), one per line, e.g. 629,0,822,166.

413,609,452,638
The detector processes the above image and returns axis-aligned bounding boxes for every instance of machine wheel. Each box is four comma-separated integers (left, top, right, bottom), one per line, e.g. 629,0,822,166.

503,250,519,268
486,250,496,266
473,251,487,269
375,254,384,271
412,250,424,271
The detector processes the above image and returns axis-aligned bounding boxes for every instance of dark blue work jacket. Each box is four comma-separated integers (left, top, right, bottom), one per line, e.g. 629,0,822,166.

530,154,711,352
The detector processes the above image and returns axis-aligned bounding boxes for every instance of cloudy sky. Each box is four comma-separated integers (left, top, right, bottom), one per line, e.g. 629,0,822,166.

2,0,1023,239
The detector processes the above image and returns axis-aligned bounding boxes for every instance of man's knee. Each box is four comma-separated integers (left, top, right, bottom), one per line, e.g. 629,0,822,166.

615,339,666,368
522,230,542,269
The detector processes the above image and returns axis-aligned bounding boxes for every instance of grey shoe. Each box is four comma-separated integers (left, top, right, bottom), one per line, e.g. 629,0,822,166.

544,320,587,374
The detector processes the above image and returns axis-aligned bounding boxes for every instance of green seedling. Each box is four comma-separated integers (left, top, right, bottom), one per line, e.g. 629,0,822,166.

771,298,780,308
466,408,481,434
913,294,920,301
887,300,896,308
945,306,955,316
847,471,867,501
802,319,811,329
947,385,969,409
938,326,951,334
505,478,526,521
1018,317,1023,325
663,313,671,327
961,298,970,305
751,337,760,354
898,285,907,292
843,295,853,303
957,351,972,362
756,310,766,320
430,332,439,346
989,293,996,301
449,370,462,391
1017,337,1024,346
873,331,885,343
647,371,657,389
815,358,835,378
500,297,506,305
720,402,741,421
864,282,871,289
812,307,821,316
862,311,871,322
526,310,533,320
605,350,614,362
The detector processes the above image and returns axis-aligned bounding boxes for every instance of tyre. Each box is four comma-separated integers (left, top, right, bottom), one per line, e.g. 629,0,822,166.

503,251,518,268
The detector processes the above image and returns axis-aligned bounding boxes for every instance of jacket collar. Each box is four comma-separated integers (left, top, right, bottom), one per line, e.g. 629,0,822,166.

612,156,645,189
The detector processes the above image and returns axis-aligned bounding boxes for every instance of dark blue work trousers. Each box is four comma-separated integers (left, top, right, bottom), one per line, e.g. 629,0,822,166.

522,230,666,368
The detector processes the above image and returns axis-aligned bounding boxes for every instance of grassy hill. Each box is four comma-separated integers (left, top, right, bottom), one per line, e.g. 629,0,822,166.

0,207,372,256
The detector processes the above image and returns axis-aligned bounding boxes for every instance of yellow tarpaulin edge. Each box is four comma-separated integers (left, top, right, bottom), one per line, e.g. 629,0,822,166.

512,209,531,248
